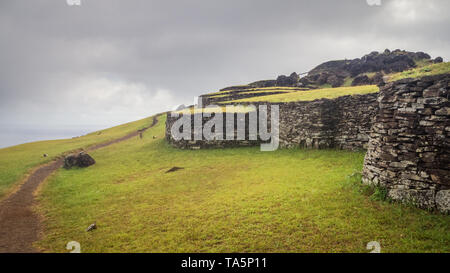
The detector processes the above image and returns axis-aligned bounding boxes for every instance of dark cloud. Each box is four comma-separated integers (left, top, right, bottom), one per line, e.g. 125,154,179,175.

1,0,449,147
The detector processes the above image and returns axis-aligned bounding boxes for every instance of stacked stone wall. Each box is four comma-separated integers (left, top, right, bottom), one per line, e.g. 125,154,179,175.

362,74,449,213
278,93,378,150
165,111,264,149
166,93,379,150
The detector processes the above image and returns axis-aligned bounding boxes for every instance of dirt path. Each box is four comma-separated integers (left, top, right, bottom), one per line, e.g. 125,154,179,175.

0,115,159,253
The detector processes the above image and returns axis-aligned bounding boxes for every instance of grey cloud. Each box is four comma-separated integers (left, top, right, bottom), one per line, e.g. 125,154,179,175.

0,0,449,147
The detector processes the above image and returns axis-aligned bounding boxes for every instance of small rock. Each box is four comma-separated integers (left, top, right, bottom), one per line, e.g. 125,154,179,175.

64,152,96,169
43,154,48,157
86,222,97,232
166,167,184,173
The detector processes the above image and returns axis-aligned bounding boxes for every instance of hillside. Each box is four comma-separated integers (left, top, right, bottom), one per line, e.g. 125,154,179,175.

0,116,154,199
2,61,448,200
218,49,443,92
0,56,449,253
35,115,450,252
199,62,449,105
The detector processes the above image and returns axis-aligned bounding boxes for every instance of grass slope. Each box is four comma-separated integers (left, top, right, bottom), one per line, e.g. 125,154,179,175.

36,114,449,253
388,62,450,82
207,86,308,96
223,85,379,103
0,116,154,199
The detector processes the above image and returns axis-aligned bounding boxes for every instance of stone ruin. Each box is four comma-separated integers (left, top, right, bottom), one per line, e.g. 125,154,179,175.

166,93,378,151
166,74,449,213
363,74,449,213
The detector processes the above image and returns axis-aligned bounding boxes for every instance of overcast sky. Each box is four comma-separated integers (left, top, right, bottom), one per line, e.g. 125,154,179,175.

0,0,449,147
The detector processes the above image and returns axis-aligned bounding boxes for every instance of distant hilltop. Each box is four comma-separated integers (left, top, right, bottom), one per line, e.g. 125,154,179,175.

221,49,444,91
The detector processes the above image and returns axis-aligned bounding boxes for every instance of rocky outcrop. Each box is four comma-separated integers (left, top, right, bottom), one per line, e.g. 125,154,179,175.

309,49,430,77
362,74,450,213
301,49,436,88
276,72,300,86
217,49,437,91
64,152,96,169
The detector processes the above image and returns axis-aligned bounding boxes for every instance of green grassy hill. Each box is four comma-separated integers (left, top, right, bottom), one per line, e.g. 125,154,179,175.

1,62,449,252
388,62,450,82
34,114,449,252
200,62,450,104
0,116,154,199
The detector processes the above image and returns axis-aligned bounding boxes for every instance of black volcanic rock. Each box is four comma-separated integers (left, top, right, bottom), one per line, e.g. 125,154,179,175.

219,49,436,91
372,72,385,86
249,80,277,88
64,152,96,169
351,75,371,86
434,57,443,63
275,72,300,86
327,74,344,87
302,49,434,87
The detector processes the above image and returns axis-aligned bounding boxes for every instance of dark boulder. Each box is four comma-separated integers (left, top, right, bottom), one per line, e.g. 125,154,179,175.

415,51,431,60
64,152,96,169
317,73,329,85
289,72,300,83
351,75,371,86
327,74,344,88
273,72,301,87
275,75,289,86
434,57,443,63
371,72,385,86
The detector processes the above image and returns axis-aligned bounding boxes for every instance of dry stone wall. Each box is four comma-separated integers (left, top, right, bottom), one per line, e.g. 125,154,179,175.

165,111,264,149
278,93,378,150
166,74,450,213
200,91,286,105
362,74,450,213
166,93,378,150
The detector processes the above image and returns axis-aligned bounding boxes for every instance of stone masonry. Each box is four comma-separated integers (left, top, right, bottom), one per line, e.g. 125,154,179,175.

278,93,378,150
166,92,379,150
362,74,450,213
166,74,450,213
